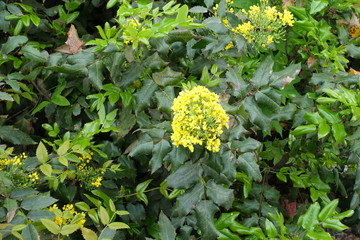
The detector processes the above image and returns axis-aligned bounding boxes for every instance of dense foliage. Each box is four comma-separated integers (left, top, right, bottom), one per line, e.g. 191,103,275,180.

1,0,360,239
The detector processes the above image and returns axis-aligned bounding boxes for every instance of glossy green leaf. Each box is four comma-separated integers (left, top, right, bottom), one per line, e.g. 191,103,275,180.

331,123,346,144
306,230,333,240
318,122,330,139
319,199,338,221
177,182,204,215
0,125,36,145
195,200,220,239
153,66,183,86
108,222,130,230
167,162,202,189
301,202,320,231
150,139,171,173
322,218,348,231
251,56,274,88
310,0,328,15
237,152,262,181
291,125,317,135
265,219,278,238
21,45,47,62
215,212,240,230
88,60,104,90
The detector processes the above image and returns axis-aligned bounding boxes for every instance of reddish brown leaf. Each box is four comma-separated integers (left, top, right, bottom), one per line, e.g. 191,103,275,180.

348,67,360,75
281,198,297,218
307,56,315,68
65,24,84,54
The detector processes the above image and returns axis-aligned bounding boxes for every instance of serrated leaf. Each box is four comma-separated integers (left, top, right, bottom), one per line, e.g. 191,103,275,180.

153,67,183,86
81,227,98,240
57,140,70,155
177,182,204,215
40,164,52,177
60,224,81,235
21,224,38,240
346,44,360,58
143,52,168,70
167,162,202,189
99,206,110,225
158,211,176,240
108,222,130,230
1,35,28,54
22,45,47,62
206,180,234,210
150,139,171,173
237,152,262,181
88,60,104,90
251,56,274,88
40,219,60,234
244,97,271,135
36,142,48,163
195,200,220,239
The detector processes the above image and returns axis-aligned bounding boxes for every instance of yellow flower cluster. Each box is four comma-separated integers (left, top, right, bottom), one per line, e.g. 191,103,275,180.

91,176,103,187
228,0,294,49
171,86,229,152
49,204,86,227
0,153,27,168
223,41,234,51
213,0,234,16
28,172,39,182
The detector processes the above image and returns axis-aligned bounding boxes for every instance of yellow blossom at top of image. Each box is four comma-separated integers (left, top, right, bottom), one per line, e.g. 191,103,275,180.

171,86,229,152
264,6,278,21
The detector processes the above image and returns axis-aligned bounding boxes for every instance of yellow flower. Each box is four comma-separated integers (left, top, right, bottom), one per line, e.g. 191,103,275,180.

267,35,274,44
63,204,76,214
171,86,229,152
223,41,234,50
248,5,260,17
28,172,39,182
280,10,294,26
264,6,277,21
91,176,102,187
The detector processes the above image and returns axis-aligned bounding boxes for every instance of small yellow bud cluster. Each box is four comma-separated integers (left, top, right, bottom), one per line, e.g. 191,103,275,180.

171,86,229,152
49,204,86,227
91,176,103,187
0,153,27,169
28,172,39,182
226,0,294,49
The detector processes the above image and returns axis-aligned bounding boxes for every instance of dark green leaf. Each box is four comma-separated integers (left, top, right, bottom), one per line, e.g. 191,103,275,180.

22,196,57,210
177,182,204,215
143,52,168,70
206,180,234,210
1,35,28,54
310,0,328,14
346,44,360,58
167,162,203,189
189,6,208,13
153,67,183,86
158,211,176,240
27,210,55,222
22,45,47,62
21,224,38,240
150,139,171,173
237,152,262,181
251,56,274,88
244,97,271,135
195,200,220,239
135,79,158,111
0,126,36,145
88,60,104,90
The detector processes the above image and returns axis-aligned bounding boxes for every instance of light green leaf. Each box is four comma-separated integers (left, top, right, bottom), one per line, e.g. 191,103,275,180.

291,125,317,135
57,140,70,156
265,219,278,238
301,202,320,231
331,123,346,144
0,92,13,101
318,122,330,139
60,224,81,235
99,206,110,225
310,0,328,15
40,164,52,177
322,218,348,231
40,219,60,234
51,94,70,106
108,222,130,230
81,227,98,240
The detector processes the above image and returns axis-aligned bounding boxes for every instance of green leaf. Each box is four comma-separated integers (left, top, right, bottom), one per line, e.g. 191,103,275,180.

88,60,104,90
195,200,220,239
322,218,348,231
21,45,47,62
0,92,13,101
265,219,278,238
150,139,171,173
167,162,203,189
301,202,320,231
36,142,48,164
27,210,55,222
306,230,333,240
158,211,176,240
319,199,338,222
108,222,130,230
175,5,189,23
206,180,234,210
143,52,168,70
291,125,317,135
237,152,262,181
346,44,360,59
135,179,152,205
21,224,38,240
304,112,323,125
21,196,57,210
318,105,340,123
60,224,81,235
244,97,271,135
31,101,50,115
333,210,354,220
135,79,158,111
75,202,90,212
57,140,70,156
215,212,240,230
1,35,28,54
251,56,274,88
99,206,110,225
177,182,205,215
81,227,98,240
51,94,70,106
0,126,36,145
310,0,328,15
331,123,346,144
318,122,330,139
152,66,183,86
40,164,52,177
189,6,208,13
40,219,60,234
